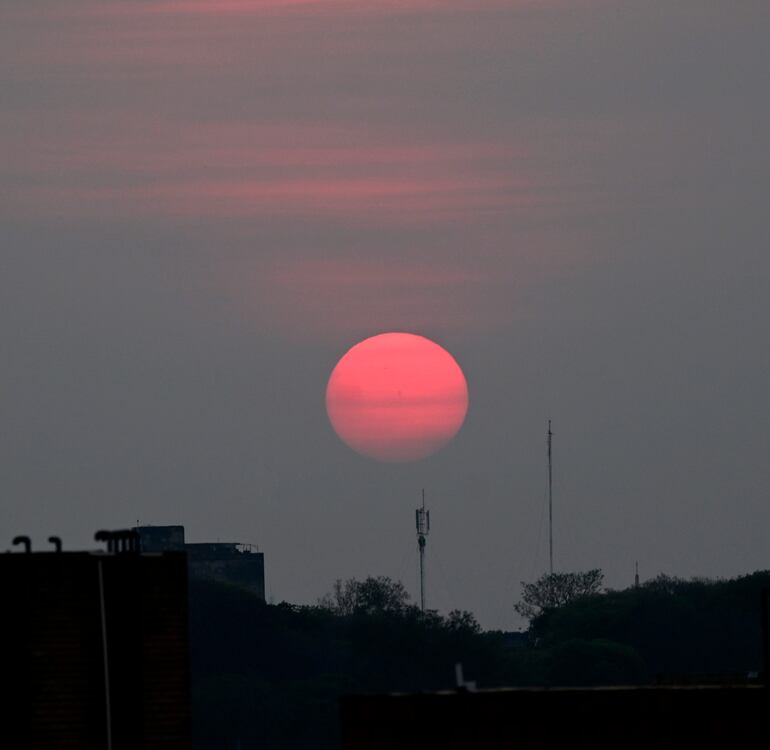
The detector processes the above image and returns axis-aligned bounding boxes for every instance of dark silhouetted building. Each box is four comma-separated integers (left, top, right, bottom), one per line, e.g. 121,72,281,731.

1,531,191,750
134,524,186,552
135,525,265,601
340,685,767,749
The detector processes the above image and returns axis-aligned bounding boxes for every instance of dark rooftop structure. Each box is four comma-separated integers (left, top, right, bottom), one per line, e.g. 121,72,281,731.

135,525,265,601
1,531,191,750
340,684,769,749
134,524,186,552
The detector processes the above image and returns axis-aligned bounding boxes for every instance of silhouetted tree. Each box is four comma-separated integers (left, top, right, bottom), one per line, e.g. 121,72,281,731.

189,570,770,749
514,569,604,621
318,576,412,616
533,571,770,676
445,609,482,634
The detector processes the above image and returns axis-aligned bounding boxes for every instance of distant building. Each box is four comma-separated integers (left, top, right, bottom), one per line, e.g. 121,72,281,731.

1,530,191,750
135,525,265,601
135,524,186,552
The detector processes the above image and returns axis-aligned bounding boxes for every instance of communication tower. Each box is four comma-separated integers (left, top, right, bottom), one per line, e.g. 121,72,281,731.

415,489,430,612
548,420,554,575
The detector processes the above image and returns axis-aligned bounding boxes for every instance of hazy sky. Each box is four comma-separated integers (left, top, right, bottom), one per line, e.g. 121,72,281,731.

2,1,768,629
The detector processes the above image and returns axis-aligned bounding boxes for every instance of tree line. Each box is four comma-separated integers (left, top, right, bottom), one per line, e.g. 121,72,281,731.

190,569,770,749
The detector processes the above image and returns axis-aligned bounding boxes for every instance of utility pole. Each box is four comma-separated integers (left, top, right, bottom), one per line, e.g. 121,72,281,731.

416,489,430,612
548,420,554,575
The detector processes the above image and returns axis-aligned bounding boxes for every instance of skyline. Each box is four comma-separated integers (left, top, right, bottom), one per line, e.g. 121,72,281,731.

1,0,769,629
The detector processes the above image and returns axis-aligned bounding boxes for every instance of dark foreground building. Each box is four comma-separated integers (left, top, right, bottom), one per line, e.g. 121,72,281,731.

1,532,191,750
136,525,265,600
340,685,768,749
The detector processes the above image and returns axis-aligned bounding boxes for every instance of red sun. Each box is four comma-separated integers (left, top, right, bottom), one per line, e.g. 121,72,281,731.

326,332,469,462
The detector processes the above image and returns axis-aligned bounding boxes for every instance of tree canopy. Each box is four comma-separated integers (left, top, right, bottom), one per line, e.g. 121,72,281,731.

318,575,412,616
514,569,604,621
189,569,770,749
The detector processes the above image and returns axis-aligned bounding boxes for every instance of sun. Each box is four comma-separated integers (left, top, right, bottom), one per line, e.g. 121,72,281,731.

325,332,469,462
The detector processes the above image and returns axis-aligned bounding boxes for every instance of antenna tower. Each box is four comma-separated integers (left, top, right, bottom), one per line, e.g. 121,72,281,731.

548,420,554,575
415,489,430,611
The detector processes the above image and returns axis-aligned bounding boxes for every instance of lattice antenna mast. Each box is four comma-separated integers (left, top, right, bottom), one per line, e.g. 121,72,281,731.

548,420,554,575
416,489,430,612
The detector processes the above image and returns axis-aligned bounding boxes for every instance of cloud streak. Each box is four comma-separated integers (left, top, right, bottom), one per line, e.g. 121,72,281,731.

100,0,522,17
2,116,539,225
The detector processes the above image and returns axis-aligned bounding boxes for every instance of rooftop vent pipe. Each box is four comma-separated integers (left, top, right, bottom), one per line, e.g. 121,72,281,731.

12,536,31,553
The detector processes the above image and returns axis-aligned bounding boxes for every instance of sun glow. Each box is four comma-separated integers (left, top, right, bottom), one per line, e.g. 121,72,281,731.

325,332,468,462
